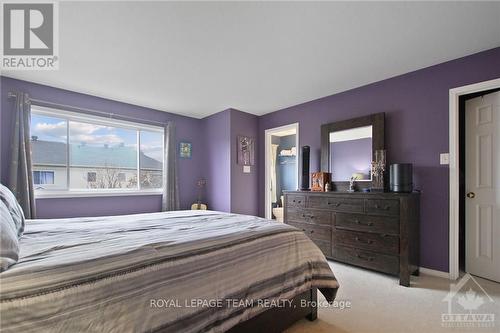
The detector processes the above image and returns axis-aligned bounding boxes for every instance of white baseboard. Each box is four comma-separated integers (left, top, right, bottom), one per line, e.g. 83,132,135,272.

419,267,450,279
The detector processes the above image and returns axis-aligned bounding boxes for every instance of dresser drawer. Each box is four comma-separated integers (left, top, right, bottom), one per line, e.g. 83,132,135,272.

335,212,399,235
365,199,400,216
332,245,399,275
287,209,332,225
307,196,364,213
286,195,305,209
312,239,332,258
287,221,331,243
333,229,399,255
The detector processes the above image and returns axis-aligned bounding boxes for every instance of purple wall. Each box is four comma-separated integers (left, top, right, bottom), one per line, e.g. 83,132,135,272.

202,109,231,212
201,108,259,216
0,76,205,218
330,138,372,181
230,110,259,216
258,47,500,272
35,195,163,219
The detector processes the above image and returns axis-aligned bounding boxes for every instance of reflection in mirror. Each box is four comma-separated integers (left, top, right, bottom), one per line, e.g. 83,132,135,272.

329,125,372,181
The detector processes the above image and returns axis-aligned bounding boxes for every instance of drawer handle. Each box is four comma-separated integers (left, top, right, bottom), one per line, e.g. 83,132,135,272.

355,237,373,244
355,220,374,227
357,254,374,262
374,204,390,210
310,230,314,234
327,202,340,207
301,214,314,219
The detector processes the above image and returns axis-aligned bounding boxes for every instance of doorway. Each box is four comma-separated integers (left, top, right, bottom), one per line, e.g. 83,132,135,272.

460,89,500,282
264,123,299,221
449,78,500,281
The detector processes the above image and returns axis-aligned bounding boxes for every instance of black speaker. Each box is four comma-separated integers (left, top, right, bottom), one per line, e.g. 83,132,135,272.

300,146,310,191
390,164,413,193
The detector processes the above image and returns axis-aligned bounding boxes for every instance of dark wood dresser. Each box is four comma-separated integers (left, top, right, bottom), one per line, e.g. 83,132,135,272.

284,191,420,286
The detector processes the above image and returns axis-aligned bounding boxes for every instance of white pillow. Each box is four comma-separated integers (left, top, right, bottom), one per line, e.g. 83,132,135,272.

0,183,25,238
0,200,20,272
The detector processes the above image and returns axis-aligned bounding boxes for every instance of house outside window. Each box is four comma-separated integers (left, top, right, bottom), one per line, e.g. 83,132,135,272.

30,105,164,197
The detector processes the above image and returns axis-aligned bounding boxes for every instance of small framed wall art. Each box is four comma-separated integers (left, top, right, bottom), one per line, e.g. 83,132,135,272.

179,142,192,159
237,136,255,166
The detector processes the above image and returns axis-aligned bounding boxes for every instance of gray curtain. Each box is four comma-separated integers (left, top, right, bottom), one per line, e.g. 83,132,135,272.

9,92,36,218
162,121,180,211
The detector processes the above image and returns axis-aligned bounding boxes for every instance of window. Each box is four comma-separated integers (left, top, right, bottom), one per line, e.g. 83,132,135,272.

30,105,164,196
30,113,68,190
33,171,55,185
140,131,163,189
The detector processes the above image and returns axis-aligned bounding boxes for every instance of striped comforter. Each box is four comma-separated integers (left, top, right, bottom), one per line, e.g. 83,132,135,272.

0,210,339,332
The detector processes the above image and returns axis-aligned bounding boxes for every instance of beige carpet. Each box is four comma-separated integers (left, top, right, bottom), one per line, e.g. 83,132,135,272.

286,261,500,333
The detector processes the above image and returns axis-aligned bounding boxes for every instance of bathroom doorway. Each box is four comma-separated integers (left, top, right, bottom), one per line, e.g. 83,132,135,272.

264,123,299,221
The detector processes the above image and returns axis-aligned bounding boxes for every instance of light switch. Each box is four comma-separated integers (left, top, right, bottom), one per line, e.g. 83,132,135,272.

243,165,251,173
440,153,449,165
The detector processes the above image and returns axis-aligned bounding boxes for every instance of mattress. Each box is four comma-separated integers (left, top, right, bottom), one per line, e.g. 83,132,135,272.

0,210,339,332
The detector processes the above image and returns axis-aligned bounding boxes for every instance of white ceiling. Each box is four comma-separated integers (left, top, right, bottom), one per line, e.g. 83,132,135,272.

4,1,500,119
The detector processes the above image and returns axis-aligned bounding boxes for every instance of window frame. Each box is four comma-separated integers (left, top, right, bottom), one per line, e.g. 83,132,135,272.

31,105,164,198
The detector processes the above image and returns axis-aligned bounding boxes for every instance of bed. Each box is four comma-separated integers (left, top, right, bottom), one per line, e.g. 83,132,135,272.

0,210,339,332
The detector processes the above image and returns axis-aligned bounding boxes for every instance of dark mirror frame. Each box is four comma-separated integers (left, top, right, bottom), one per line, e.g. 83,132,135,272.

320,112,385,191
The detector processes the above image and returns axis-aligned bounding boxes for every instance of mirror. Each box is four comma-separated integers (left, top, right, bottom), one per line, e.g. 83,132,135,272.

320,112,385,190
329,125,372,181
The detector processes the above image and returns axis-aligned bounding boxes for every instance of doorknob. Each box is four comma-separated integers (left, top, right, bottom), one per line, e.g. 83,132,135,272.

466,192,476,199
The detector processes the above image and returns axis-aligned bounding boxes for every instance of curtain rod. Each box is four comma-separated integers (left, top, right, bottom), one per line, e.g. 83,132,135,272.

7,91,168,127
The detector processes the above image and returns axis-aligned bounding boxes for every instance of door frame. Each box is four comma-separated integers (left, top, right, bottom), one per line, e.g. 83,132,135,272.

264,123,299,219
449,77,500,280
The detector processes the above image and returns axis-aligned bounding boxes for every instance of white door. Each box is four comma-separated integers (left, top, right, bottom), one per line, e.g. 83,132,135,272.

465,91,500,282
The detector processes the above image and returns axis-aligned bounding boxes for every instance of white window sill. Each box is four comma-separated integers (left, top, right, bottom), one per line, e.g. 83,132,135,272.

35,190,163,199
